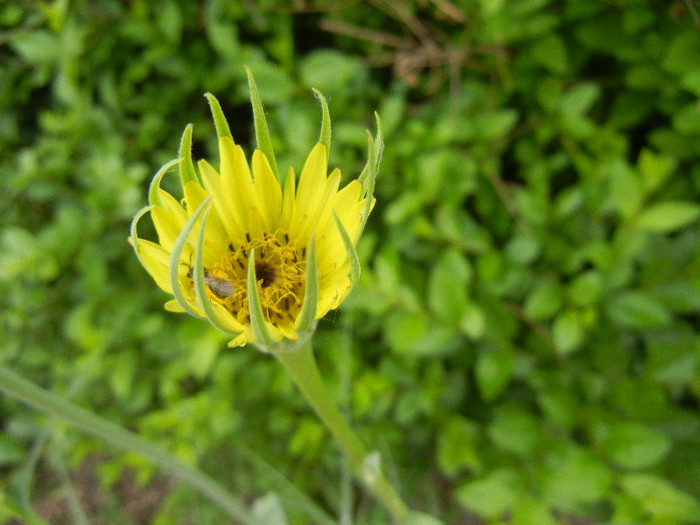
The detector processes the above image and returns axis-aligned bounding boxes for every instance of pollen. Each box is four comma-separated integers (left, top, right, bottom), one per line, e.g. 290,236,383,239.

209,230,306,328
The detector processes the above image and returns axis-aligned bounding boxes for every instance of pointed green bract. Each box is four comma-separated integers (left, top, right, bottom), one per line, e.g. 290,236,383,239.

193,206,236,334
245,66,279,180
178,123,199,186
332,210,361,288
204,93,233,140
296,236,319,333
312,88,331,160
246,249,276,348
148,158,182,208
129,204,155,268
359,113,383,235
168,198,212,318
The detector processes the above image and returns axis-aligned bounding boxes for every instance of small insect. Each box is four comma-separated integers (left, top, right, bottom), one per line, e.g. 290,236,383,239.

187,267,235,299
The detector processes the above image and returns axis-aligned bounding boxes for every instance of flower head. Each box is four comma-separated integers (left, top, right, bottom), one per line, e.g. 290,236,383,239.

130,69,382,351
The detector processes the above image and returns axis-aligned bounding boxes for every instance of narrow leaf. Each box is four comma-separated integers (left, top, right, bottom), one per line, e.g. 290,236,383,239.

312,88,331,159
296,236,319,333
204,93,233,140
245,66,279,180
178,123,199,186
247,249,276,348
333,210,361,288
148,158,182,208
193,206,236,334
168,198,212,318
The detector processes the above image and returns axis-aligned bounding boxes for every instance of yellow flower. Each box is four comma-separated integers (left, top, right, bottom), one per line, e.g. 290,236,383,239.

129,70,382,350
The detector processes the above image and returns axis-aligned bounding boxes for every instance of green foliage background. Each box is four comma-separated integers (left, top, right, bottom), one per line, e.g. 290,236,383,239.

2,1,700,523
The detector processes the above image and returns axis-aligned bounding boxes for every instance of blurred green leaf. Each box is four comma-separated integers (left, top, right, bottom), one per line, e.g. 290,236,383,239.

638,148,676,195
488,407,541,455
437,417,481,476
602,422,671,470
551,310,584,356
523,278,562,321
543,446,612,511
475,349,513,402
621,473,700,520
299,50,365,94
636,201,700,232
9,29,60,64
606,291,671,328
428,249,472,324
456,468,524,520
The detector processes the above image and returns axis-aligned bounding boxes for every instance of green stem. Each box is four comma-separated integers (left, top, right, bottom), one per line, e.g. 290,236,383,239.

275,342,409,523
0,365,261,525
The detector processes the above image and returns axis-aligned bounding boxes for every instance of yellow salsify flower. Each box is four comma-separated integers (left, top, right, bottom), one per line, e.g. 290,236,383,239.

129,69,382,351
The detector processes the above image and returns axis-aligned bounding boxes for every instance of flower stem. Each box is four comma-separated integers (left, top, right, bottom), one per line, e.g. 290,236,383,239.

0,365,261,525
275,342,409,523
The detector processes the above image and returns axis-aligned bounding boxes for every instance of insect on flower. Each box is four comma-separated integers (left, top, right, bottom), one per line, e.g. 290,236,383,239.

187,267,235,299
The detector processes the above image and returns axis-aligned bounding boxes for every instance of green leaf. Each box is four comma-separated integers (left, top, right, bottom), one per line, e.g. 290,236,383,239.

456,468,524,520
427,249,472,324
543,447,612,511
602,422,671,470
383,312,458,357
9,29,59,64
638,148,676,195
475,349,513,402
474,109,519,141
437,417,481,476
551,310,584,356
606,291,671,328
488,408,541,455
299,50,365,93
621,473,700,520
530,35,568,74
636,201,700,232
567,270,603,307
523,278,562,321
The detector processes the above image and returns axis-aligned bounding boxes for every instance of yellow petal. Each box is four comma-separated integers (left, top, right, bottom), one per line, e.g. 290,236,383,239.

252,149,282,231
294,143,327,221
220,138,262,236
151,189,187,251
293,166,340,244
135,238,172,293
183,180,228,265
199,159,241,239
164,299,185,312
281,167,296,229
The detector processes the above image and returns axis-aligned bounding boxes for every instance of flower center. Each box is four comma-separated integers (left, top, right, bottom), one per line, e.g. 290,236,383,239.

205,230,306,327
